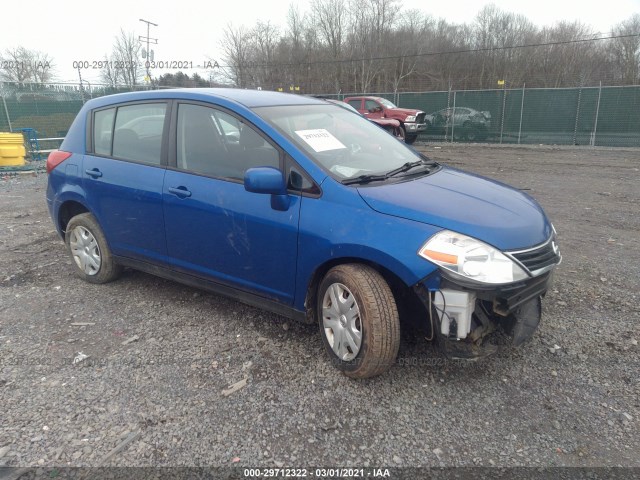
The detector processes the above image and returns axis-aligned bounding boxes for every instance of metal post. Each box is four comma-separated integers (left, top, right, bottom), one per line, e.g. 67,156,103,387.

77,67,86,104
451,90,456,142
573,85,583,145
591,81,602,147
2,95,12,132
446,82,452,142
518,83,525,144
499,82,506,144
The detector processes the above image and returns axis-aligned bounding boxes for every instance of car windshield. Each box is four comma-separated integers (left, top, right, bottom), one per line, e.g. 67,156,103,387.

255,104,424,180
377,98,397,109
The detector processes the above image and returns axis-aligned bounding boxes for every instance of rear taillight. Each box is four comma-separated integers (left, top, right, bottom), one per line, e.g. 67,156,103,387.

46,150,72,174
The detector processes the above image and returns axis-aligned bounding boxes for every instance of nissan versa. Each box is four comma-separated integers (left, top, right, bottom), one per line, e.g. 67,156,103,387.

46,89,561,378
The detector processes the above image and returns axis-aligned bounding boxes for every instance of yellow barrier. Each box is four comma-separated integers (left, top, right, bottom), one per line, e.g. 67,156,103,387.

0,132,26,166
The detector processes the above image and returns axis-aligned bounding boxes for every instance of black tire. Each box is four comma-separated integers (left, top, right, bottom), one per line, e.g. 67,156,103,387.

65,213,122,284
396,125,406,142
405,134,418,145
317,264,400,378
463,122,478,142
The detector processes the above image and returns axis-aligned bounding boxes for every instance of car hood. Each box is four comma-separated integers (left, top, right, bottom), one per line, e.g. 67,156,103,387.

371,118,400,126
388,107,423,116
357,167,552,251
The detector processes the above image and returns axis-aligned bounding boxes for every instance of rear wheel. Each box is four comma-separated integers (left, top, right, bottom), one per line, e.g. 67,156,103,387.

65,213,122,284
318,264,400,378
463,122,479,141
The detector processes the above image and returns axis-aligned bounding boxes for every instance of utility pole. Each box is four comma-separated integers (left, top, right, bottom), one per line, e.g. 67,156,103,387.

139,18,158,83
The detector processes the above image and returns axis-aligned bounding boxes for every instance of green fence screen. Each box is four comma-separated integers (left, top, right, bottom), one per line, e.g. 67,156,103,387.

1,83,639,148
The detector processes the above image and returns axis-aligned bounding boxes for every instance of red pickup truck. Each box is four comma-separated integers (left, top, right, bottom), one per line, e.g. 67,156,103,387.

344,96,427,144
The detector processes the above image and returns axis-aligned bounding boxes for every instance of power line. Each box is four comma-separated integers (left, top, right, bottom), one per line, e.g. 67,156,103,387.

219,32,640,69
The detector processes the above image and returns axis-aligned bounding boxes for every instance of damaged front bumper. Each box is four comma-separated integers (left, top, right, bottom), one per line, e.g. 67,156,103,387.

414,270,555,360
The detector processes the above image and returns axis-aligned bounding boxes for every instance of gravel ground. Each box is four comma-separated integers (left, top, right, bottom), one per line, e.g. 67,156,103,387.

0,144,638,470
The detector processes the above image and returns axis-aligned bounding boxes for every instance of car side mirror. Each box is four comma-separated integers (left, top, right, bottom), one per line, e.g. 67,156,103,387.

244,167,290,211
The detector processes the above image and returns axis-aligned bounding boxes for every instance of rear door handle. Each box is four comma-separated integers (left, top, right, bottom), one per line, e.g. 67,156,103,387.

85,168,102,178
168,186,192,198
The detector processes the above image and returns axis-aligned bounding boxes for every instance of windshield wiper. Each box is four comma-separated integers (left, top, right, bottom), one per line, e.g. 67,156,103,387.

341,173,389,185
386,159,436,178
341,159,438,185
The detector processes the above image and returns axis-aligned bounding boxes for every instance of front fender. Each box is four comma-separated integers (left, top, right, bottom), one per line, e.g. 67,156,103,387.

293,179,441,311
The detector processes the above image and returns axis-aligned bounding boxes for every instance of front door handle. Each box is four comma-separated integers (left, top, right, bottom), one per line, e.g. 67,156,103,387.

168,186,192,198
85,168,102,178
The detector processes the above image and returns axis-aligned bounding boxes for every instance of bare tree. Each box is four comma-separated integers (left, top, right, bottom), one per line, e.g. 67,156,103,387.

312,0,347,91
0,47,54,83
220,24,252,88
209,1,628,93
250,21,280,89
608,14,640,85
535,22,600,87
115,29,142,87
100,30,142,88
99,55,119,88
385,9,428,93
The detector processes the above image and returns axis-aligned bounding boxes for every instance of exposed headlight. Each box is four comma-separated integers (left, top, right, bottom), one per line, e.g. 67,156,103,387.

405,115,416,122
418,230,529,284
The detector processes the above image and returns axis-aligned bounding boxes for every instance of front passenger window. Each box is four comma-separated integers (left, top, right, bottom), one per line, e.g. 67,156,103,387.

177,104,280,180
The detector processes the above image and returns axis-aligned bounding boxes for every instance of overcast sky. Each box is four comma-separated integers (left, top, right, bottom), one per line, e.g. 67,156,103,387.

2,0,638,83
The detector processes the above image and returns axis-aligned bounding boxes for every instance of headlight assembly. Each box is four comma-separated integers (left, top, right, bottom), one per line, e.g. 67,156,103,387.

418,230,529,284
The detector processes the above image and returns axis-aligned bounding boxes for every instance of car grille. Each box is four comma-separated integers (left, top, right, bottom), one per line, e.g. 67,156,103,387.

416,112,426,124
507,238,561,276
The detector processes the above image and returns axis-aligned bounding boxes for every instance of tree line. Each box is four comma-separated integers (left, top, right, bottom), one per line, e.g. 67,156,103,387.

218,2,640,93
2,4,638,94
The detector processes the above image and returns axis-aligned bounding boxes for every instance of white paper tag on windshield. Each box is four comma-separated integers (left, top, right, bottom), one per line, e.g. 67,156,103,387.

295,129,346,152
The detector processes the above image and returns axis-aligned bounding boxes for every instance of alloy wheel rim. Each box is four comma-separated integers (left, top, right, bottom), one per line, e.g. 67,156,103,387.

322,282,362,361
70,226,101,275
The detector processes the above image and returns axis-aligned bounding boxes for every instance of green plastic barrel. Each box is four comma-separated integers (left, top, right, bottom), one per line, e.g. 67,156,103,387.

0,133,26,166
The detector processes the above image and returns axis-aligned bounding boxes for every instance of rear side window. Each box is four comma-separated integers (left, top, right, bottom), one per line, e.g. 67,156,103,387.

94,108,115,155
112,103,167,164
347,99,361,110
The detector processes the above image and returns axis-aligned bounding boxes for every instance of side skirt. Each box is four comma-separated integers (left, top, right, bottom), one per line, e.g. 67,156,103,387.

113,255,309,324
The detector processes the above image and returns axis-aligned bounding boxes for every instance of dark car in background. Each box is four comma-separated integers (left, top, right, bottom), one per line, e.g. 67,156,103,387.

425,107,492,141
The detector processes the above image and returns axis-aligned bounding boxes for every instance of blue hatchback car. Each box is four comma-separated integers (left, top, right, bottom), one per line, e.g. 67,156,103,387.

46,89,561,378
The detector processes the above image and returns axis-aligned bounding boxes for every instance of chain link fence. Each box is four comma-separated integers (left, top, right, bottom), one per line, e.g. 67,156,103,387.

1,82,639,149
329,84,640,147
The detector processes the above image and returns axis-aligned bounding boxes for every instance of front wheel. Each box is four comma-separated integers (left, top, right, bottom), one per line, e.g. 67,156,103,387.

65,213,122,284
405,134,418,145
318,264,400,378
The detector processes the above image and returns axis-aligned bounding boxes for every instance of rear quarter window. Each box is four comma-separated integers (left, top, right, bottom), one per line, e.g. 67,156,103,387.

93,108,115,155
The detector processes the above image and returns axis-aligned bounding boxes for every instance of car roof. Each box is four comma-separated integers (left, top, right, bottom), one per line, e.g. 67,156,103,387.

345,96,381,100
83,88,328,110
